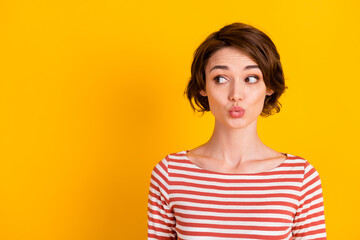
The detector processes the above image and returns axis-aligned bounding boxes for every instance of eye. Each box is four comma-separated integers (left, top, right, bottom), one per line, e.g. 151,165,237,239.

214,76,227,84
245,75,259,83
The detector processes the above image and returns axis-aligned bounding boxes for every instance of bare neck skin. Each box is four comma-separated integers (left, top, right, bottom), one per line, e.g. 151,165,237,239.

188,118,284,172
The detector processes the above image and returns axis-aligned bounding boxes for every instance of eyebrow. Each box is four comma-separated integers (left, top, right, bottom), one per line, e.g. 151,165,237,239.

209,64,259,72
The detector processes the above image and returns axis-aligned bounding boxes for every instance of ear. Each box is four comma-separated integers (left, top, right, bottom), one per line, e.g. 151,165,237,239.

266,88,274,96
199,89,207,97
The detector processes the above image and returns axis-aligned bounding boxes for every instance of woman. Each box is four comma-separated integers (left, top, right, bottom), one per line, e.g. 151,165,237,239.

147,23,326,240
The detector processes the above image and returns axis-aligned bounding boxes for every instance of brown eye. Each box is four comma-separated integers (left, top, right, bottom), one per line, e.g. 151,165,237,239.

214,76,227,84
245,76,259,83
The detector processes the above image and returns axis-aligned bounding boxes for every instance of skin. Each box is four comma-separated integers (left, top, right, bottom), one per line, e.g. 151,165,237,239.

186,47,286,174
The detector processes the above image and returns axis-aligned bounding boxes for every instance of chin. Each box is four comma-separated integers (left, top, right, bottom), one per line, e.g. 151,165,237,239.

216,118,248,129
227,116,258,129
228,122,252,129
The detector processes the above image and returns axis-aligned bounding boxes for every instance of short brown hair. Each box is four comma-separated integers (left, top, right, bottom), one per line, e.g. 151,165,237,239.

184,22,287,117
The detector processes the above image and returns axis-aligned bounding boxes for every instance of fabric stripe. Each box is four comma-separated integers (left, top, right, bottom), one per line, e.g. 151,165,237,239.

147,151,327,240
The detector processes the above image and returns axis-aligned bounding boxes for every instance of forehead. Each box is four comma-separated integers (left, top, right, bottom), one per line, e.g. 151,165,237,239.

205,47,257,72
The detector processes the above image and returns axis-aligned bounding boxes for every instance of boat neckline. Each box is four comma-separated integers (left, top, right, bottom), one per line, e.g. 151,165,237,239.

183,149,289,175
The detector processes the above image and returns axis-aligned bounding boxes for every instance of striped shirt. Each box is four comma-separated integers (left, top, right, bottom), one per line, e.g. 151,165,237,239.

147,150,327,240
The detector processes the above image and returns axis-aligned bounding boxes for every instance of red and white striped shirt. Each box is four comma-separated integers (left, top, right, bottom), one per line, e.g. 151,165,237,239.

147,150,326,240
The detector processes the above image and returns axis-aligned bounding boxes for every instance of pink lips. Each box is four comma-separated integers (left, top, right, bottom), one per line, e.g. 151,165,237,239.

229,106,245,118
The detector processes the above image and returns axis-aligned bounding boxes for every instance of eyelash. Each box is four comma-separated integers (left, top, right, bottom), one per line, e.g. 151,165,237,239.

214,75,260,84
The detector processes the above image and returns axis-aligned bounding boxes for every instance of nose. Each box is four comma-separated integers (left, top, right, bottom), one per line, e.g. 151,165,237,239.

228,81,244,102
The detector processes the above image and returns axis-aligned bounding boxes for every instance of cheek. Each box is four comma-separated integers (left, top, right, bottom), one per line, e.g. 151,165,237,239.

207,94,221,110
206,83,219,101
206,90,226,113
248,89,267,108
207,88,227,104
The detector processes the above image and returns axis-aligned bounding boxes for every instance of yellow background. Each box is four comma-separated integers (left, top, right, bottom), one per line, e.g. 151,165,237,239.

1,0,359,239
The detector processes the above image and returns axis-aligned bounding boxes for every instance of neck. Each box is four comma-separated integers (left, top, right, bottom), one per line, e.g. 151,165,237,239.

204,118,270,165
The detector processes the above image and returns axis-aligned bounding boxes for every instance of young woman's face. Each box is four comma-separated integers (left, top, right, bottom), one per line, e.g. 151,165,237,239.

200,47,274,129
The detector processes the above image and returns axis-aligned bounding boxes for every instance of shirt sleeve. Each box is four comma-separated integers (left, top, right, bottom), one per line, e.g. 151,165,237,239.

147,156,176,240
292,161,327,239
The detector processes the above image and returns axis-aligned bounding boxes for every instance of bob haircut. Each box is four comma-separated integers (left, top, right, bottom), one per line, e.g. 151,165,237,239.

184,22,287,117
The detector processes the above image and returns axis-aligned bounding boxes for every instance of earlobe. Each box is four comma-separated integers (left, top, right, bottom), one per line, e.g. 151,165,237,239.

266,89,274,96
200,89,207,97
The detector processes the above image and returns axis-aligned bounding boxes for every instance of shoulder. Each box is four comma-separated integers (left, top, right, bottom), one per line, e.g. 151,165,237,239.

285,153,316,168
151,150,189,175
154,150,189,166
286,153,322,181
